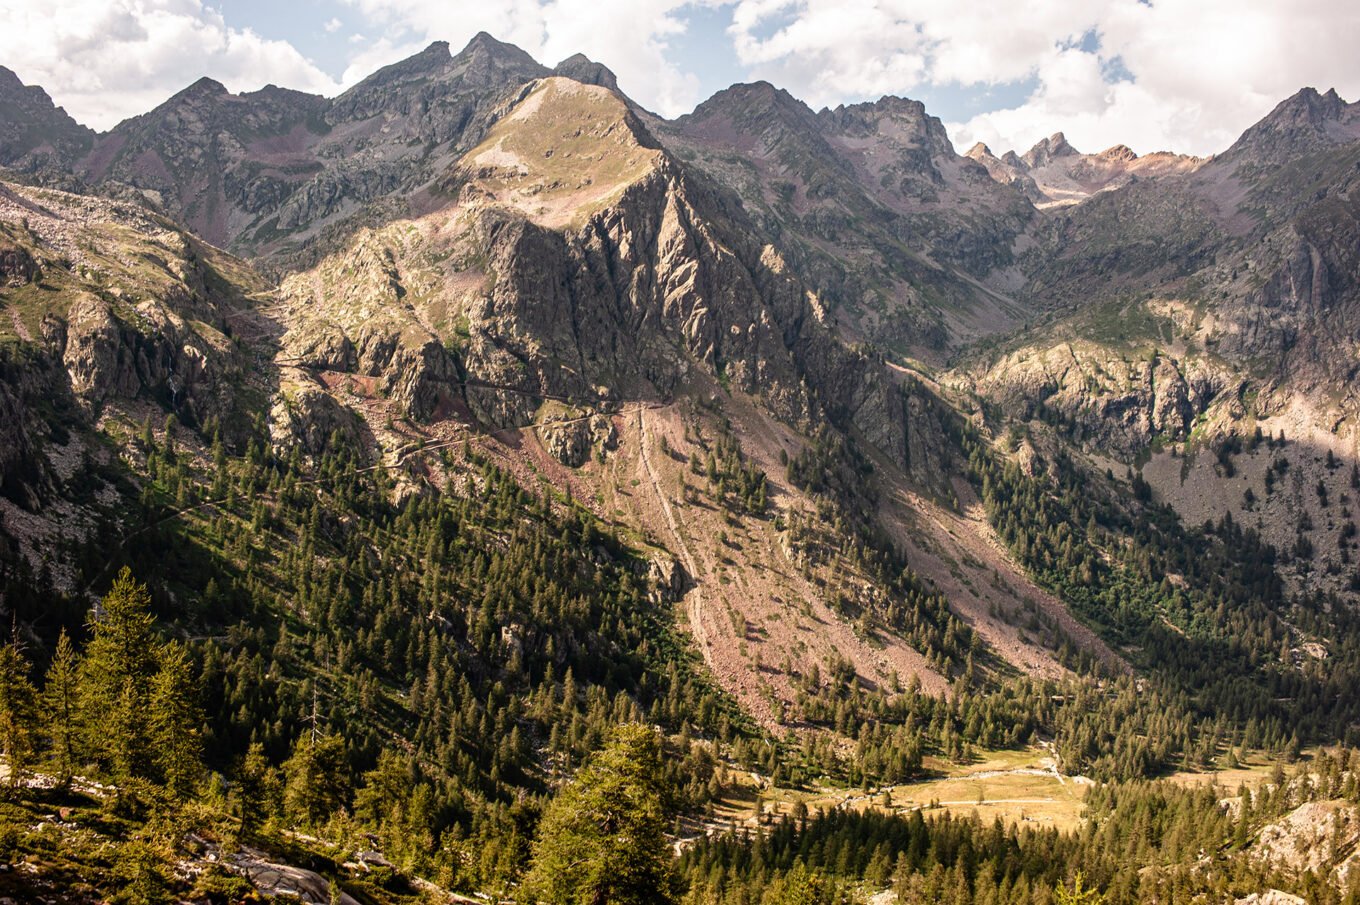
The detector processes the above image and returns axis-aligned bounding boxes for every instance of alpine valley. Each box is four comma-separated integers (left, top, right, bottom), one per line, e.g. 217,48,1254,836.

2,32,1360,905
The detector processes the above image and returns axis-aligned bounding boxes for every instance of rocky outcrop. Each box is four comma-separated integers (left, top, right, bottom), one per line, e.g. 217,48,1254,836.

1021,132,1078,169
0,181,268,439
977,343,1230,457
553,54,619,92
539,411,616,467
61,294,140,402
644,552,687,603
269,380,373,462
0,242,38,286
1251,800,1360,888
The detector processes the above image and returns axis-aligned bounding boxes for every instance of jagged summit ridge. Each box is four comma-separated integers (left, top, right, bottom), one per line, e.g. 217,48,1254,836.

1224,85,1358,163
0,65,95,169
1021,131,1077,168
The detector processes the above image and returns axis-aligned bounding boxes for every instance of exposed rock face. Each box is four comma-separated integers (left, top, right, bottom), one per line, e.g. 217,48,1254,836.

645,552,687,603
1021,132,1078,169
1224,86,1360,167
1216,189,1360,401
552,54,620,92
0,181,269,435
540,412,616,467
1235,893,1306,905
1251,800,1360,888
0,242,37,285
976,341,1229,457
657,80,1034,358
269,380,372,462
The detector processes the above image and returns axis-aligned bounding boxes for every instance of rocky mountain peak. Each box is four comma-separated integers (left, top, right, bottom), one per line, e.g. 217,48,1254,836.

688,80,813,124
1021,131,1078,168
1277,85,1347,122
1098,144,1138,162
0,66,23,92
965,142,995,160
0,65,95,169
456,31,544,72
162,76,232,111
335,40,454,103
553,53,619,92
1225,86,1358,164
449,76,664,230
819,95,955,156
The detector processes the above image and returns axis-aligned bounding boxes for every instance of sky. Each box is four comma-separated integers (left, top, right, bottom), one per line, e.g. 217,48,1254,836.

1,0,1358,157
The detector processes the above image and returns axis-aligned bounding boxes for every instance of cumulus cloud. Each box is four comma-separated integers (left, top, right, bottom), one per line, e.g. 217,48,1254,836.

0,0,343,130
728,0,1360,156
5,0,1357,155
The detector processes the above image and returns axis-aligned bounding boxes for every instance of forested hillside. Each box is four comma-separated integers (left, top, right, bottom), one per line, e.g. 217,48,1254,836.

1,32,1360,905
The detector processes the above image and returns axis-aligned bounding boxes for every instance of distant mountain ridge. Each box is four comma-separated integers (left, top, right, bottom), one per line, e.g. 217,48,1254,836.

965,131,1205,207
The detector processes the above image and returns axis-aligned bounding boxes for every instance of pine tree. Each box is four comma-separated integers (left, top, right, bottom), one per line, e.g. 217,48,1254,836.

1055,873,1105,905
522,724,679,905
42,629,80,787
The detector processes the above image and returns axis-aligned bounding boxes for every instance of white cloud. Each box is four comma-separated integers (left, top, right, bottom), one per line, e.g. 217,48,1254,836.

728,0,1360,156
339,0,705,115
3,0,1356,155
0,0,343,130
324,17,344,33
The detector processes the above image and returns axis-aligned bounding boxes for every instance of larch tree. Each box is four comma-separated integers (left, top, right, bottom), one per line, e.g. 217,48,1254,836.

522,723,679,905
0,636,37,791
79,567,158,778
149,643,204,798
42,628,80,786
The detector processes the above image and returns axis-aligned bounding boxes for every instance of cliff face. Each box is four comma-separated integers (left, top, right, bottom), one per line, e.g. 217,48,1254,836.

654,84,1036,360
273,78,948,485
0,181,271,435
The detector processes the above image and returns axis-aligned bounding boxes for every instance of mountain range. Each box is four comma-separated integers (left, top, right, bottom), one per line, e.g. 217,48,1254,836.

2,31,1360,904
